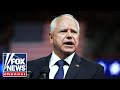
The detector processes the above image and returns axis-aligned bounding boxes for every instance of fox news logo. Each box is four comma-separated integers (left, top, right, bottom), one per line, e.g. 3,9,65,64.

2,53,27,77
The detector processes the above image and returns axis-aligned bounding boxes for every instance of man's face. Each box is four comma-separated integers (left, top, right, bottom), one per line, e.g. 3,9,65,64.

49,16,80,55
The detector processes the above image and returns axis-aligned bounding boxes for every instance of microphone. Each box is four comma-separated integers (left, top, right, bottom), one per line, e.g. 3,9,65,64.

37,66,50,79
18,70,32,79
26,70,33,79
23,70,33,79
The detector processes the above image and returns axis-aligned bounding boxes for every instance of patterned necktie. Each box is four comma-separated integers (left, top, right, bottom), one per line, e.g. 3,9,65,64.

54,60,65,79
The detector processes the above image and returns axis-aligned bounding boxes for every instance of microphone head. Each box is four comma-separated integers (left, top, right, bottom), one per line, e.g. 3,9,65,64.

38,66,50,79
23,70,32,79
27,70,33,79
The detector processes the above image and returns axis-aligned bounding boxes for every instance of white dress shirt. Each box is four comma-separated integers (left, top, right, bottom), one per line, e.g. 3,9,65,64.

49,51,75,79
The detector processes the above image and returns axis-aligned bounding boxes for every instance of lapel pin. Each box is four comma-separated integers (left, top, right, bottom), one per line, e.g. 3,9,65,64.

75,64,79,67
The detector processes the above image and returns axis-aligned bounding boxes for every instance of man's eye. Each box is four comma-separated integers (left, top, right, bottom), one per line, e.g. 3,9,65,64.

72,31,77,33
60,31,66,32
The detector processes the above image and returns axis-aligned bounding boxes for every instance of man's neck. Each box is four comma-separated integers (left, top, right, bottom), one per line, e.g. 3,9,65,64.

53,51,75,59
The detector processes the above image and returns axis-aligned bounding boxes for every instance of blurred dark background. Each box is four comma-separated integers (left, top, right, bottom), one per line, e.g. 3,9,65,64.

0,10,120,78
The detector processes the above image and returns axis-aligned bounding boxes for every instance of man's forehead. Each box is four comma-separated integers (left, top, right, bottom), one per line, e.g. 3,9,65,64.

56,19,78,30
57,16,75,22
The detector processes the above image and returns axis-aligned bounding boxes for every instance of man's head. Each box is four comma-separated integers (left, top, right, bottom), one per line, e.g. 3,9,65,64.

49,14,80,58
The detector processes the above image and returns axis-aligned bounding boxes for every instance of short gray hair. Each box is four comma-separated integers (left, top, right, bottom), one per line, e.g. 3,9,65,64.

50,14,80,32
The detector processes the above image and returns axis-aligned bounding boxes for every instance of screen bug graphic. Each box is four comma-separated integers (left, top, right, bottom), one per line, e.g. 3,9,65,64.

2,53,27,77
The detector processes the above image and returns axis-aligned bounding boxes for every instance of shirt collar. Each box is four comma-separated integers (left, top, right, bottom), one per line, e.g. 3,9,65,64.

49,51,75,68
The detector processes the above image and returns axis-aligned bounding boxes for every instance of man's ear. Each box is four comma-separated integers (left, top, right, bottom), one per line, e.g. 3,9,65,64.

49,32,53,44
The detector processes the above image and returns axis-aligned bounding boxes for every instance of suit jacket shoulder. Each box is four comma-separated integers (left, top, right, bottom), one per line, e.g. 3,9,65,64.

27,54,51,79
65,54,104,79
82,58,104,79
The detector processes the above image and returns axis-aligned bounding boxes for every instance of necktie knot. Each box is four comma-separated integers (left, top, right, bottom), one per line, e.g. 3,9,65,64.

56,60,65,67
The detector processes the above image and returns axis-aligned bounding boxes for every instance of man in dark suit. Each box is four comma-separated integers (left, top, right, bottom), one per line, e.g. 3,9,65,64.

27,14,104,79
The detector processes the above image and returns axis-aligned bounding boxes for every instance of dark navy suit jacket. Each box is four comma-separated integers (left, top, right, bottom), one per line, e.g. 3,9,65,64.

27,53,104,79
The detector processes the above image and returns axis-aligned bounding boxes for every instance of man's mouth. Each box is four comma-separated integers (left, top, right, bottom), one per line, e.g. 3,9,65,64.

63,42,74,45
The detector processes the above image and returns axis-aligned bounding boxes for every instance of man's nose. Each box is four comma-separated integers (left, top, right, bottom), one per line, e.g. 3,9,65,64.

66,31,72,39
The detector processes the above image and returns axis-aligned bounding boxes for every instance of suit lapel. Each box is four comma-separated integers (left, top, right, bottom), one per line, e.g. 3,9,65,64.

65,53,82,79
40,54,52,68
36,54,51,79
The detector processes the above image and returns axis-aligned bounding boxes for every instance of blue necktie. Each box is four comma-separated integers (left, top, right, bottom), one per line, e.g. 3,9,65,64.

54,60,65,79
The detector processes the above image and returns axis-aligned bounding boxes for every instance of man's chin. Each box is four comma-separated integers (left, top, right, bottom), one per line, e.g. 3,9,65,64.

63,49,75,54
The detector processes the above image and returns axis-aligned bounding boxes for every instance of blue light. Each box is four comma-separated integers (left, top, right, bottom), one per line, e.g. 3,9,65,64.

109,61,120,76
96,58,120,79
0,63,3,75
98,61,107,72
